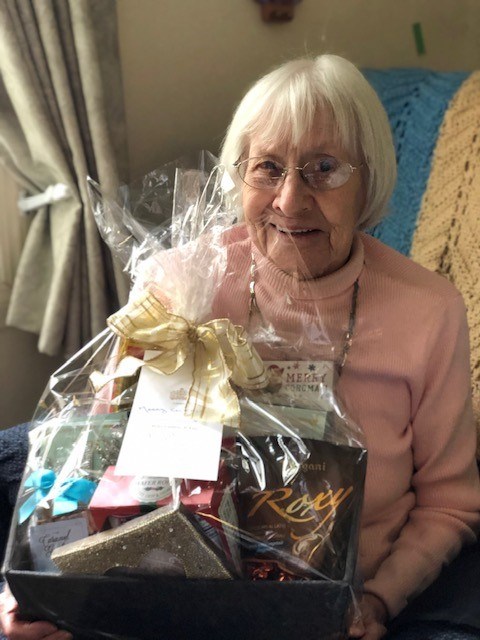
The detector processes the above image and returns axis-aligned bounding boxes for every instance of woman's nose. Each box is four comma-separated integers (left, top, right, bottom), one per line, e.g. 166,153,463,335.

272,170,314,217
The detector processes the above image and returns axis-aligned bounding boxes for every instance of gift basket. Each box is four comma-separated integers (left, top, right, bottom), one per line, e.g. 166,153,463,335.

3,152,367,640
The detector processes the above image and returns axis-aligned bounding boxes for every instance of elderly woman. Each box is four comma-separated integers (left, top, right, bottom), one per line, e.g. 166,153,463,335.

213,55,480,637
1,54,480,640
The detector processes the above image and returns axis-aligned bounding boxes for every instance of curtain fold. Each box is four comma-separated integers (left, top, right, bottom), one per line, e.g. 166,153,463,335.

0,0,129,356
0,164,28,290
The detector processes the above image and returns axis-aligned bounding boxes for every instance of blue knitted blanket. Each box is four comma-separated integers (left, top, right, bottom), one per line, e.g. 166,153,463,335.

363,68,468,254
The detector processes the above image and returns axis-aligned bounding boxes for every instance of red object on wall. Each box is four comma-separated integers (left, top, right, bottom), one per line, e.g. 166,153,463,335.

255,0,302,23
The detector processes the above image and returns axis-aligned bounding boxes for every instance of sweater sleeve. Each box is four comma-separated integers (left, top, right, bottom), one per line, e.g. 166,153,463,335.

363,293,480,618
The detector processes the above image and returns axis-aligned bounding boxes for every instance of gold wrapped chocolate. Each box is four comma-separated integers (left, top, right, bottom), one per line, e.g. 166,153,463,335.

51,503,233,579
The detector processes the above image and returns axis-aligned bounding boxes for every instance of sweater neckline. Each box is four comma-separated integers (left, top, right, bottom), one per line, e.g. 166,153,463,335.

251,232,365,301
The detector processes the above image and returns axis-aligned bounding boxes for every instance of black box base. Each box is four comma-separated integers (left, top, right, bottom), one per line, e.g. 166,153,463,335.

7,570,351,640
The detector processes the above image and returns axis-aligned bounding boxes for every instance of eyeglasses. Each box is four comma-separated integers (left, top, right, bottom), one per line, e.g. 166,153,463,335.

233,155,362,191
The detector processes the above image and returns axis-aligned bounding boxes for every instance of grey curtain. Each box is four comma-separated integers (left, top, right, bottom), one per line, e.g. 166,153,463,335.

0,0,129,356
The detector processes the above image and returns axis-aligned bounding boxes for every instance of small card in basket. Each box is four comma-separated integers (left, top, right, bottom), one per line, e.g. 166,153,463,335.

115,352,223,481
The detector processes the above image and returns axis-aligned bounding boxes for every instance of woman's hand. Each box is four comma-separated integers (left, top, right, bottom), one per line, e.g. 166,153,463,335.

348,593,388,640
0,586,72,640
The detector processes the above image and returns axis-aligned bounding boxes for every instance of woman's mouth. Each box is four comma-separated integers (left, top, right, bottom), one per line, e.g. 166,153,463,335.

272,223,322,238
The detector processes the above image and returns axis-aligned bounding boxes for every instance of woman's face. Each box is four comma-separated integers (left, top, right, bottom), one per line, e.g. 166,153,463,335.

241,114,366,279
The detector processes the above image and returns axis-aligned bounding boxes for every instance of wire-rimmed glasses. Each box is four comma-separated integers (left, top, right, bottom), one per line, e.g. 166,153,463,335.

234,155,362,191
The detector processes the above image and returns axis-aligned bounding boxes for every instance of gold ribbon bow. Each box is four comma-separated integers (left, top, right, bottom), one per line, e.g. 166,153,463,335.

92,290,268,428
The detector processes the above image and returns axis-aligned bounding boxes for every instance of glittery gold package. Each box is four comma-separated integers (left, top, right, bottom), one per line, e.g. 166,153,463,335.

51,503,234,579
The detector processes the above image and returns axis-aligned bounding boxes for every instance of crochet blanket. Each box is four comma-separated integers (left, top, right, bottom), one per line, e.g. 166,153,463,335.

364,69,480,452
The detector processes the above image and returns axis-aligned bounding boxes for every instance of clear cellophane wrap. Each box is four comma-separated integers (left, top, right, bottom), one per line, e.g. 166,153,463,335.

5,151,367,636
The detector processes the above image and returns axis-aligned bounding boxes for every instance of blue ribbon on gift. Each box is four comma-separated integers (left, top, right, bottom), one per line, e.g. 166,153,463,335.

19,469,96,524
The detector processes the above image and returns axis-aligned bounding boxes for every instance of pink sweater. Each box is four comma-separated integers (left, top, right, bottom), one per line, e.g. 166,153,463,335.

136,224,480,618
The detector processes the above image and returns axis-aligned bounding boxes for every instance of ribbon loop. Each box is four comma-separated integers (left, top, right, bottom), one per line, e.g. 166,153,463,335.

52,478,97,517
19,469,56,524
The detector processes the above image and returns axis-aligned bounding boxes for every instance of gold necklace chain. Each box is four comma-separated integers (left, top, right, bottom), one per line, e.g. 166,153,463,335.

248,253,359,377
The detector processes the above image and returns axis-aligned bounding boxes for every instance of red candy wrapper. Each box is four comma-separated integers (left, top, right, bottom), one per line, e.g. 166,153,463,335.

88,466,173,531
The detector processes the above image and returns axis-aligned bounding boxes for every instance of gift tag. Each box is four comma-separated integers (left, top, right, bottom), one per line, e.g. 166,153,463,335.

115,353,223,481
29,516,89,572
264,360,334,409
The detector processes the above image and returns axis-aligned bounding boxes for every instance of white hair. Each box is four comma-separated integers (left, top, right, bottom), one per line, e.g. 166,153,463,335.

219,55,397,229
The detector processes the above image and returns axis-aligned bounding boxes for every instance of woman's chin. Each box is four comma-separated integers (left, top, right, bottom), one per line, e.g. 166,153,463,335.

266,231,332,278
267,250,331,279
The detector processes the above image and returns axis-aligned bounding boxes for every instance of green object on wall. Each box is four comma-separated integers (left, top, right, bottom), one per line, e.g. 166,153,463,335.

413,22,426,56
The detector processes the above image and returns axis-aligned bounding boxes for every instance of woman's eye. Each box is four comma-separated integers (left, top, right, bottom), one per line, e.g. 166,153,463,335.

316,157,338,173
253,160,281,176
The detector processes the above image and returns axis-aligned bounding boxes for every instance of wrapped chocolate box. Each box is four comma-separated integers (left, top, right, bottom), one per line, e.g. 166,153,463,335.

237,435,366,582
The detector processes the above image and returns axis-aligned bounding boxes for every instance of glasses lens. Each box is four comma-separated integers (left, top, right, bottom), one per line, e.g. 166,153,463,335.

303,156,352,190
238,157,284,189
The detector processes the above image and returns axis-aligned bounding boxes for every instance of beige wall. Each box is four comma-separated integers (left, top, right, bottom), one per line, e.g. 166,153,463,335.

117,0,480,178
